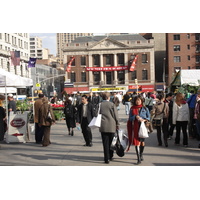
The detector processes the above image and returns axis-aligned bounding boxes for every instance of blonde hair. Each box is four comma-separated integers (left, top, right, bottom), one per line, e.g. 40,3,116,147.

175,93,185,105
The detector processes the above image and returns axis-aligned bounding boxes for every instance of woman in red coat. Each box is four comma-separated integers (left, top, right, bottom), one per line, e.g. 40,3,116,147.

127,95,150,165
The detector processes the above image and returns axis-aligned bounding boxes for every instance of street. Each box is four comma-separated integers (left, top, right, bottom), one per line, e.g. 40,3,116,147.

0,103,200,166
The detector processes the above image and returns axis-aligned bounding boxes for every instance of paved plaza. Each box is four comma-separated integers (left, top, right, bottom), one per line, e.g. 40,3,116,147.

0,104,200,166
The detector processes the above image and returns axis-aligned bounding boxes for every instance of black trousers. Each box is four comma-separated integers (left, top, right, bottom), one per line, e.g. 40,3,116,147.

188,108,197,138
101,132,114,161
175,121,188,145
156,118,168,145
81,117,92,145
35,123,44,143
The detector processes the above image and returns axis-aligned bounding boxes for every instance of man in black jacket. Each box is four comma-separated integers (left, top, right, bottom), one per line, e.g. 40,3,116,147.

77,95,95,147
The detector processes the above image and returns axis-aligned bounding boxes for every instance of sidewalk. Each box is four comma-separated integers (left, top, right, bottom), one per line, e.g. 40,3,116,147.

0,103,200,166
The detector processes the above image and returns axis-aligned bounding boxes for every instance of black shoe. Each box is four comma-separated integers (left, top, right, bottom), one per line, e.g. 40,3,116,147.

71,130,74,136
105,160,110,164
88,143,93,147
198,144,200,148
36,141,42,144
68,132,71,135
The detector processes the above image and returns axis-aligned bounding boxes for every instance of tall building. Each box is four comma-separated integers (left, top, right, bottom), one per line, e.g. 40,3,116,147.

56,33,93,64
166,33,200,85
62,34,155,93
0,33,30,78
30,36,49,59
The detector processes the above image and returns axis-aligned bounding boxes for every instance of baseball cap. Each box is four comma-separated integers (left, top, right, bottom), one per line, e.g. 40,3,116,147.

8,93,13,97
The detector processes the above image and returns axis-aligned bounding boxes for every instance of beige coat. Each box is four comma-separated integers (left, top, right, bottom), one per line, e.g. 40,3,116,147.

38,99,55,126
34,98,43,123
151,101,169,119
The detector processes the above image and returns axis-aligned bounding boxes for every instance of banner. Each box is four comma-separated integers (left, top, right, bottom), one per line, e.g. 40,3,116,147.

27,57,37,68
66,57,75,72
129,55,138,72
86,66,129,72
10,51,20,66
92,87,126,91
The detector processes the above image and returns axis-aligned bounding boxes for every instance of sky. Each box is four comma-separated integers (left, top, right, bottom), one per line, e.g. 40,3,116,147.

30,33,57,56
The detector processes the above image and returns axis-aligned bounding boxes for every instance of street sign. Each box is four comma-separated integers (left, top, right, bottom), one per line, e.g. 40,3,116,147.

36,83,41,87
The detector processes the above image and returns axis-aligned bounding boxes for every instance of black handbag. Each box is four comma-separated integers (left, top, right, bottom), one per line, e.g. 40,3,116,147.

115,130,125,157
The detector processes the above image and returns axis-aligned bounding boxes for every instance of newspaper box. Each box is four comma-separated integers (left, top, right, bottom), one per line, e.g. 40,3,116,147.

6,112,29,143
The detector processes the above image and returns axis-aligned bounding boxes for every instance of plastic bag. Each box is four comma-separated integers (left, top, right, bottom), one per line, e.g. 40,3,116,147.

138,121,149,138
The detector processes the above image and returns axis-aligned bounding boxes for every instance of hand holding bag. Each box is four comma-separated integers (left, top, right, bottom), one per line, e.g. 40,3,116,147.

88,103,102,129
138,121,149,138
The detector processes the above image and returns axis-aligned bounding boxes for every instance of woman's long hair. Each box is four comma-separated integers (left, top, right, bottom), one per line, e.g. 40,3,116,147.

131,95,145,107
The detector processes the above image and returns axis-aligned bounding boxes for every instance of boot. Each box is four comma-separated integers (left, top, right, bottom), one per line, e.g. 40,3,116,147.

140,145,145,161
71,130,74,136
135,146,141,165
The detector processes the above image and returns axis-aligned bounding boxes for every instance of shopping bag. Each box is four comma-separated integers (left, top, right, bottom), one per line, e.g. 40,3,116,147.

118,129,128,150
110,133,118,151
138,121,149,138
88,114,102,129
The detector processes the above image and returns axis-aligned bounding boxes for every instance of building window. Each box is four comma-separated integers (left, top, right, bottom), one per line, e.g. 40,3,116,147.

1,59,3,67
131,71,137,80
196,55,200,63
187,34,190,39
196,44,200,52
81,56,86,66
174,45,180,51
93,72,100,85
71,58,75,66
20,65,23,76
196,66,200,69
188,66,191,69
117,71,125,84
117,54,124,65
93,55,100,66
106,72,112,84
174,34,180,40
71,72,76,82
188,55,190,60
142,69,148,80
106,55,112,65
7,62,10,72
142,54,147,63
174,56,181,62
195,33,200,41
81,72,86,82
187,45,190,50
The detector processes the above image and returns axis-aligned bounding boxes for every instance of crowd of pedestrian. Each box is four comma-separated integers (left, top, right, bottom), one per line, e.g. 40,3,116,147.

1,88,200,164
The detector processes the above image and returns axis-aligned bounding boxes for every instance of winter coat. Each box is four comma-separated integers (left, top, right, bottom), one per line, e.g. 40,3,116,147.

99,101,120,133
172,102,190,124
34,98,43,123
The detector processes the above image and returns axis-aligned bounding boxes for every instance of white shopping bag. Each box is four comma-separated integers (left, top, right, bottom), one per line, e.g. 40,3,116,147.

138,121,149,138
88,114,102,129
118,129,129,150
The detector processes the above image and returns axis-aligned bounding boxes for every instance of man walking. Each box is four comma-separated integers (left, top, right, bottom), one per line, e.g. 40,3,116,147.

34,93,44,144
77,95,95,147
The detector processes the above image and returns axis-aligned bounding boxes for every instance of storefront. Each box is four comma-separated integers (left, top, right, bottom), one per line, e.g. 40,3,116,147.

128,85,154,93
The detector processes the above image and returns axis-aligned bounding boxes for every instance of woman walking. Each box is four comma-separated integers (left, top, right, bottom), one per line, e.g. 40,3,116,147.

127,95,150,165
172,93,190,147
99,92,120,164
151,93,169,147
38,97,55,147
64,99,76,136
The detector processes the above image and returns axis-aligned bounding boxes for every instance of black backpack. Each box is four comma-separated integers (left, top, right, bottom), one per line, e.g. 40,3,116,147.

65,105,72,117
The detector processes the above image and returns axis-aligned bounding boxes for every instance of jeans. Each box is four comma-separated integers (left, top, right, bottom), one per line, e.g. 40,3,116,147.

175,121,188,145
125,102,130,115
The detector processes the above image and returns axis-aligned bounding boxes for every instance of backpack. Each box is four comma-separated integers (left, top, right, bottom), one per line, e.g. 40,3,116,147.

65,105,72,117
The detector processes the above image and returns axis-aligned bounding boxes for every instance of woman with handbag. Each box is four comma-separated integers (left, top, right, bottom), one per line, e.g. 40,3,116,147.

38,97,55,147
127,95,150,165
99,92,120,164
151,93,169,147
172,93,190,147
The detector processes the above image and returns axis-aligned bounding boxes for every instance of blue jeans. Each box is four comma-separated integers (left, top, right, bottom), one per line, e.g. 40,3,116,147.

125,102,130,115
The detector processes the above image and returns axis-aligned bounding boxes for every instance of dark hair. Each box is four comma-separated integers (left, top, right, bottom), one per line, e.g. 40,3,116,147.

102,92,110,100
131,95,145,106
166,93,173,98
82,95,88,99
157,93,165,101
38,93,44,98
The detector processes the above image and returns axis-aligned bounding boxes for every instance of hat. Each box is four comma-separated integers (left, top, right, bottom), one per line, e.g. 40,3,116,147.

8,93,13,97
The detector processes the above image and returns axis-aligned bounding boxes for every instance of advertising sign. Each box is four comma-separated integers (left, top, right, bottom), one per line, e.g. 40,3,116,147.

6,112,28,143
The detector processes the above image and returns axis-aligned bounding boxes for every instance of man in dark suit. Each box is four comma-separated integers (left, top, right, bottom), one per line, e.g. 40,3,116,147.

77,95,95,147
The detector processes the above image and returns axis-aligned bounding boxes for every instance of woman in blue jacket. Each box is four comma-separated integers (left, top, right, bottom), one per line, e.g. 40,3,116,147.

127,95,150,165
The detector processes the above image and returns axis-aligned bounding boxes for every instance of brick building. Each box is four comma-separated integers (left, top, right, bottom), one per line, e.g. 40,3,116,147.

62,34,155,94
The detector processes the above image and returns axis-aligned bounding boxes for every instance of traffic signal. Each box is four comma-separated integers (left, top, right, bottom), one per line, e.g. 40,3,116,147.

135,79,138,84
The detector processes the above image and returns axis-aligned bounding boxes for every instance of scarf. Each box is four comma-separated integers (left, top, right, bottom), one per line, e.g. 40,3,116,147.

127,104,143,151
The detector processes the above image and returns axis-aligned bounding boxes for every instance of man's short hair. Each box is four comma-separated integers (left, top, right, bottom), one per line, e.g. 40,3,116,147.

102,92,110,100
38,93,44,98
82,95,88,99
